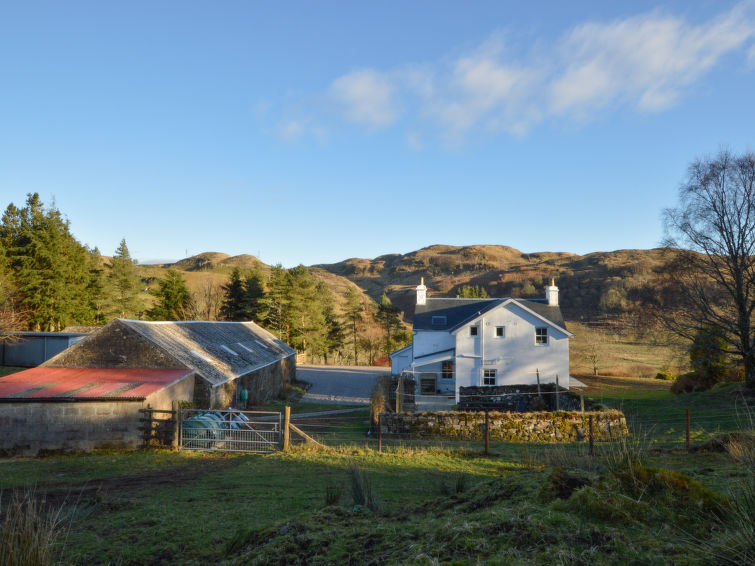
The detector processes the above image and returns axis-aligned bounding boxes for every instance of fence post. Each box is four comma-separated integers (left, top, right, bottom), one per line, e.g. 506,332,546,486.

555,374,560,411
536,368,541,398
378,413,382,453
484,411,490,456
589,415,594,457
396,378,402,413
282,405,291,452
580,393,585,413
177,405,183,450
685,407,690,453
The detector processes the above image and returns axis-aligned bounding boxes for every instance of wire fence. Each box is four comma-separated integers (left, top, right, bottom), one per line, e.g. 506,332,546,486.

286,398,754,454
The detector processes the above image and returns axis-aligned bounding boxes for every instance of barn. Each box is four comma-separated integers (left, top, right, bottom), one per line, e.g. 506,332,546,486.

0,318,296,455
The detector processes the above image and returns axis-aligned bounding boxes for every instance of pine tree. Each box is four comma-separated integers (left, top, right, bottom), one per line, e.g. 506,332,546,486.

0,194,96,330
261,265,291,340
344,286,364,364
456,285,489,298
220,267,247,320
244,267,266,322
376,293,401,353
147,269,194,320
109,239,142,318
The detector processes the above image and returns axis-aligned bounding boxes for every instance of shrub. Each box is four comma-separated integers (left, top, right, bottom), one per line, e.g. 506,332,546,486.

671,371,718,394
655,371,676,381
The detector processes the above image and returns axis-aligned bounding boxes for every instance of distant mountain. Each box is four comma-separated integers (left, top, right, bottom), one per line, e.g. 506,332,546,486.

315,244,676,324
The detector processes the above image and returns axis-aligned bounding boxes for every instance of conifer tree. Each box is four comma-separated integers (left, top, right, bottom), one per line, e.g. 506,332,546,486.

244,267,266,322
147,269,194,320
220,267,247,320
109,239,142,318
376,293,401,353
344,286,364,364
0,194,95,330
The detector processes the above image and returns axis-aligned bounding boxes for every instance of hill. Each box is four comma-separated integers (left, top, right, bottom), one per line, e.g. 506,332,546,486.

315,244,674,325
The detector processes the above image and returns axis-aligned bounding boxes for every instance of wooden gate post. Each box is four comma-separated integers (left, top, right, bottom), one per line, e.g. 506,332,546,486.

588,415,594,457
282,406,291,452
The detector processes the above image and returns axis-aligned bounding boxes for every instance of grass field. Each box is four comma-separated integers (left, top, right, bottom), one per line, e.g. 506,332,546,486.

1,378,754,565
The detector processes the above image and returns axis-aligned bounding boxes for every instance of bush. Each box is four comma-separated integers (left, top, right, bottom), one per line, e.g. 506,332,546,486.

671,371,718,394
655,371,676,381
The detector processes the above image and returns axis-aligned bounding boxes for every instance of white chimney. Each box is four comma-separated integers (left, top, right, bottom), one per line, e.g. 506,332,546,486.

416,277,427,306
546,278,559,307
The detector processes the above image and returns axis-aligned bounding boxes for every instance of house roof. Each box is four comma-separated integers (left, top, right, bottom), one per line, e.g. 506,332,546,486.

0,367,193,401
118,319,296,388
389,344,412,358
414,298,567,333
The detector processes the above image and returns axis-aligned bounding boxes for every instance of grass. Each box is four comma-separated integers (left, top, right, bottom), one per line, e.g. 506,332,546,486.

1,376,753,564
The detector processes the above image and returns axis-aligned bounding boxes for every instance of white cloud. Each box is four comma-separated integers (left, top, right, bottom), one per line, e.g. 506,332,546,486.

276,120,305,141
282,2,755,141
550,4,755,115
330,69,400,129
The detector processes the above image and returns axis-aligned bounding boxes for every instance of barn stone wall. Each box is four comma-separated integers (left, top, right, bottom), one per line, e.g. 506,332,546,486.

379,410,628,443
42,321,180,369
0,374,194,457
205,353,297,409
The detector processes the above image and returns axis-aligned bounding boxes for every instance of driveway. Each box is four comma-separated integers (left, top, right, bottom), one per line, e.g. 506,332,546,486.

297,365,386,405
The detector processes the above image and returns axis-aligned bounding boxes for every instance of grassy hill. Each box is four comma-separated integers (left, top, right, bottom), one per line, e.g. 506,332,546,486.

132,245,692,376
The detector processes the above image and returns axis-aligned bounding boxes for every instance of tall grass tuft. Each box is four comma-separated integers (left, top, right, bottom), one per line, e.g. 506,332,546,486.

0,489,67,566
348,462,381,513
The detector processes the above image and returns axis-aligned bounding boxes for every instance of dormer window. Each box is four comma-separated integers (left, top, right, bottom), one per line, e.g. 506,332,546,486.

431,316,447,326
470,326,479,336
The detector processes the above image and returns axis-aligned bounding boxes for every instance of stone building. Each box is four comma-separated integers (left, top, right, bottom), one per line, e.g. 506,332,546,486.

0,319,296,455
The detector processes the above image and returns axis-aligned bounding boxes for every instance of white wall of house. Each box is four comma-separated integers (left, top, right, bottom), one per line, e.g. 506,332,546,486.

390,347,412,375
449,301,570,399
412,329,455,358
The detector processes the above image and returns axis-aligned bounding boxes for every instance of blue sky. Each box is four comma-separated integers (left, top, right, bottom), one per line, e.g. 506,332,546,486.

1,1,754,266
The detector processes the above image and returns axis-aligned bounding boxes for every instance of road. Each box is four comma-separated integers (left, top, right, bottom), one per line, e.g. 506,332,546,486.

296,365,386,405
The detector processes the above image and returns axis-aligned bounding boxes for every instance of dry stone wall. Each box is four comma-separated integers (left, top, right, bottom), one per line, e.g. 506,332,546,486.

380,410,628,442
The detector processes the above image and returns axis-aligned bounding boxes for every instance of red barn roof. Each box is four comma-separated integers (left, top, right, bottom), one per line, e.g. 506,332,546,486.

0,367,193,401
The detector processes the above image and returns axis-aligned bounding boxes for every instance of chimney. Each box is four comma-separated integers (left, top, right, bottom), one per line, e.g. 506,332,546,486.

416,277,427,306
546,278,559,307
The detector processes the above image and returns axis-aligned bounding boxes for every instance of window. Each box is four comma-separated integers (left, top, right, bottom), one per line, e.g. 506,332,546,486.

495,326,505,338
431,315,447,326
535,327,548,345
441,361,454,379
470,326,479,336
483,369,496,386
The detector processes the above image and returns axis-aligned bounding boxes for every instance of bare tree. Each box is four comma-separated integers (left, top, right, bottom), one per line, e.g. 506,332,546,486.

663,149,755,388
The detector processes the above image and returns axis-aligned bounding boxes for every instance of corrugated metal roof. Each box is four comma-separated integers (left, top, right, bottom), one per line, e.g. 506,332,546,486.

118,320,296,387
0,367,193,401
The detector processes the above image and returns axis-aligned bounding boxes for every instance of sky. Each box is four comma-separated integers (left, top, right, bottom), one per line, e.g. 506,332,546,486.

1,1,755,267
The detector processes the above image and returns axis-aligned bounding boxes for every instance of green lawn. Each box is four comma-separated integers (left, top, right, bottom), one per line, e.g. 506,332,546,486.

1,376,753,565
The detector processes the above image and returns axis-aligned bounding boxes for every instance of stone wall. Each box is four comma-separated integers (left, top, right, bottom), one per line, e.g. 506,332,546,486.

43,321,180,369
459,384,596,412
380,410,628,442
197,353,297,409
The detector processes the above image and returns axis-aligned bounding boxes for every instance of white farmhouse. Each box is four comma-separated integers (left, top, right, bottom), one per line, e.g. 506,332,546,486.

390,279,573,400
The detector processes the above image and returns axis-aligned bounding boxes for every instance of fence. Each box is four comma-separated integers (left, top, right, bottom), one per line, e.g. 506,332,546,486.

139,407,178,448
274,394,754,457
179,409,281,453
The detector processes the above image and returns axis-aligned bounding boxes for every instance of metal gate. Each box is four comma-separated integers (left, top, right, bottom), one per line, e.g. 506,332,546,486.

179,409,281,453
